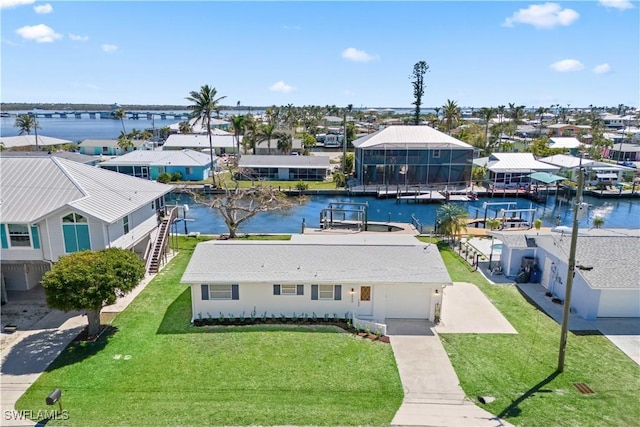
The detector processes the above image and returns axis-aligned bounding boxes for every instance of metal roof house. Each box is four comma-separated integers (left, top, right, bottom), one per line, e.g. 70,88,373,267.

0,150,99,166
181,234,451,325
474,153,560,188
490,229,640,319
162,133,240,155
0,135,73,151
0,157,173,295
237,155,331,181
98,149,214,181
352,125,474,188
78,139,152,156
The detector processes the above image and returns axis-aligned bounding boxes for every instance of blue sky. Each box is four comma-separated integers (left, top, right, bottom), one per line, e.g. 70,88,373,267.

1,0,638,108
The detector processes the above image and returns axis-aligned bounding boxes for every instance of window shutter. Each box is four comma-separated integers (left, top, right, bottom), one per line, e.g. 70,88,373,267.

231,284,239,300
311,284,318,300
273,284,281,295
297,284,304,296
0,225,7,249
31,226,40,249
334,285,342,301
201,284,209,301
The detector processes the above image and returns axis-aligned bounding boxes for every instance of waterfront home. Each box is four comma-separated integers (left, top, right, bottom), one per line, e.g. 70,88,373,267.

605,143,640,162
162,133,239,155
0,150,99,166
181,234,450,325
98,149,214,181
168,117,230,133
473,153,560,188
0,135,72,151
538,154,594,181
352,125,474,188
490,229,640,319
237,155,330,181
78,139,152,156
0,156,173,294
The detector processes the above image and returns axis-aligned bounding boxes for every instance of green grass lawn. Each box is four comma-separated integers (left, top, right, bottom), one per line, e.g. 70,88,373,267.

423,238,640,427
16,237,402,426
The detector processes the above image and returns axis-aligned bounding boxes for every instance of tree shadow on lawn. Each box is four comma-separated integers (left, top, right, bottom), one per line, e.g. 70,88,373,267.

496,371,559,420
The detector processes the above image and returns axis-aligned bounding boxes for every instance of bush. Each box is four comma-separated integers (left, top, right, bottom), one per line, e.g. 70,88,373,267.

157,172,171,183
295,180,309,190
170,172,182,182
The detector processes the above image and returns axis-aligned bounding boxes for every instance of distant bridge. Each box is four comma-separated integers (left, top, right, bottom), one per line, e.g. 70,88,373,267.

26,111,191,120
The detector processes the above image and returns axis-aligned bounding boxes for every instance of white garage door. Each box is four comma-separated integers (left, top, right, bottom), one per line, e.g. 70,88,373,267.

598,290,640,318
385,286,431,319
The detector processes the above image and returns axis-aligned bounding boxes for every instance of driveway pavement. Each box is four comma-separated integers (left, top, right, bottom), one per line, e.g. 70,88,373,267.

387,319,512,427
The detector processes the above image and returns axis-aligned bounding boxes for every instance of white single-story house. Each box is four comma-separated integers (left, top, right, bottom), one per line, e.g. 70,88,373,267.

0,156,173,295
180,234,451,324
78,139,152,156
474,153,560,188
162,133,240,155
237,155,331,181
549,137,583,151
490,229,640,319
0,135,72,150
98,149,214,181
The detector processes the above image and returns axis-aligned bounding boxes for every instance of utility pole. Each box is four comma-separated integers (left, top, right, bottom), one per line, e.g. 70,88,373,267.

342,108,347,173
557,166,585,373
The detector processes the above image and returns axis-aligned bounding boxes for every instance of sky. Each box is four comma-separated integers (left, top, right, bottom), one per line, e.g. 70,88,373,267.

1,0,639,109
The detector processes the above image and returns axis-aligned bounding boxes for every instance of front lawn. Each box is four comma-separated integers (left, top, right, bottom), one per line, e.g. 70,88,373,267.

16,237,403,426
425,238,640,427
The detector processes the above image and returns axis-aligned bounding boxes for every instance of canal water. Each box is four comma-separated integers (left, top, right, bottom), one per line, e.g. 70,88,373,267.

167,193,640,235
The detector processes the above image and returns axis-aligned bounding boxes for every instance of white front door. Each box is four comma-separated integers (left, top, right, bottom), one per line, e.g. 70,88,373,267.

357,285,373,317
541,259,553,290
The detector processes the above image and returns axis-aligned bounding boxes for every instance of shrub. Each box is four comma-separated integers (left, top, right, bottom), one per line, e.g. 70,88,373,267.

157,172,171,183
170,172,183,181
295,180,309,190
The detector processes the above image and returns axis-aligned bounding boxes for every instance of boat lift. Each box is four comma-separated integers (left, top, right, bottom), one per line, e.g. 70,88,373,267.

497,207,537,230
319,202,369,231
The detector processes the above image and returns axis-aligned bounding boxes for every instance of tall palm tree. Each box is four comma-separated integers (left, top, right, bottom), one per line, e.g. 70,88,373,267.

14,114,39,135
275,131,293,154
258,123,277,155
117,130,134,153
442,99,460,134
113,108,127,134
437,203,468,243
536,107,548,137
479,107,494,155
178,121,193,134
185,85,227,186
230,115,245,157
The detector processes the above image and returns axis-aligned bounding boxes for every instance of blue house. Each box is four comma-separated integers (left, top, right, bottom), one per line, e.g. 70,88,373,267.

98,149,213,181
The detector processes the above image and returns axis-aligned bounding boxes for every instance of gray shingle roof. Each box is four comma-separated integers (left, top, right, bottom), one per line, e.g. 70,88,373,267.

181,239,451,285
352,125,473,149
0,157,173,224
238,155,330,168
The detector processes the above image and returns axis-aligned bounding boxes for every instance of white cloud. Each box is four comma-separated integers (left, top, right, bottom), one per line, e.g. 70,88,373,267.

0,0,35,9
550,59,584,72
503,3,579,29
598,0,635,10
69,33,88,41
341,47,378,63
269,81,295,93
593,63,612,74
15,24,61,43
33,3,52,13
101,44,118,53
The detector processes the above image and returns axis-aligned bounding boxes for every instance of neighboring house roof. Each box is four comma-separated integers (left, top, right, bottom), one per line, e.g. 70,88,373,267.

168,118,231,133
181,236,451,285
0,157,173,224
609,143,640,152
549,137,582,149
79,139,147,148
99,149,212,167
255,138,303,150
0,135,72,149
238,155,330,169
547,124,578,129
352,125,473,149
476,153,561,173
539,154,594,169
0,150,97,164
163,134,238,149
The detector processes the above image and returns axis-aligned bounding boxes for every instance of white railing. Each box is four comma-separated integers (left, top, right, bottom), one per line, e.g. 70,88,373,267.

352,315,387,336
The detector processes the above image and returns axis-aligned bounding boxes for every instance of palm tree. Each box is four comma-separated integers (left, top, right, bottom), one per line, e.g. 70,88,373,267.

14,114,39,135
230,115,245,157
178,121,193,134
117,131,134,153
437,203,468,243
275,131,293,154
536,107,548,137
593,216,604,229
442,100,461,134
258,123,276,155
479,107,494,155
185,85,227,186
113,108,127,134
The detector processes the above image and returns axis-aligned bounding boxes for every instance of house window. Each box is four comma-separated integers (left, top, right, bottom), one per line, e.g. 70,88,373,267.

319,285,334,300
209,284,232,300
123,215,130,234
62,213,91,253
185,167,193,175
281,284,297,295
7,224,31,247
311,284,342,301
102,146,109,154
433,150,440,159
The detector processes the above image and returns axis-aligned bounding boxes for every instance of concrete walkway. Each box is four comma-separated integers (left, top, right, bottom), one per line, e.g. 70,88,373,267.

0,252,175,426
388,320,512,427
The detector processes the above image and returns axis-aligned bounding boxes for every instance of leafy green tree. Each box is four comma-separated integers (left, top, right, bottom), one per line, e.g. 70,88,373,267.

485,218,501,230
593,216,604,229
186,85,227,186
14,114,39,135
437,203,468,243
410,60,430,125
333,171,346,188
41,248,145,336
471,165,487,186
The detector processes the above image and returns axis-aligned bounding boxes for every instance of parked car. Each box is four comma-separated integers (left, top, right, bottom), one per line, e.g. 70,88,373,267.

618,161,637,168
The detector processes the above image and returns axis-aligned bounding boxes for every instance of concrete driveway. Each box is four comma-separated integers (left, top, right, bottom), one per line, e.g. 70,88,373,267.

387,319,512,427
593,318,640,365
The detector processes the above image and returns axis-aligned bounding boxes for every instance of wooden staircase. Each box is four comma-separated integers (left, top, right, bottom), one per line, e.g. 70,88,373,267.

146,207,177,274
